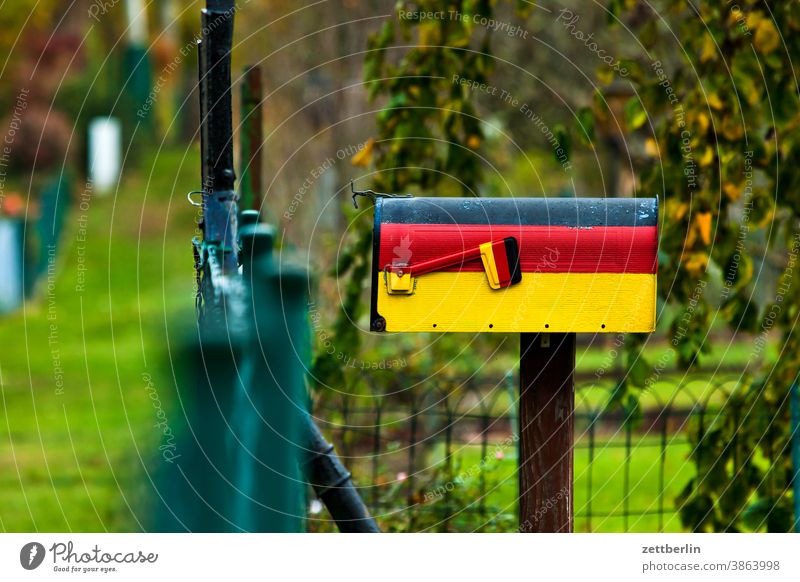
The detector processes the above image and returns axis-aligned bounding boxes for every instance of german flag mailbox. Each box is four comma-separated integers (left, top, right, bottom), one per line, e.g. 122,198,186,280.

369,197,658,333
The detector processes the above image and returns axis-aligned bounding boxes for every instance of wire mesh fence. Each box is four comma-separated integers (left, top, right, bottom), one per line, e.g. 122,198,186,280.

308,372,743,532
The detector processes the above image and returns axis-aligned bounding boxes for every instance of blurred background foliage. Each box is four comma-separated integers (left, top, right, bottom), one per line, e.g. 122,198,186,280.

0,0,59,60
608,0,800,532
315,0,800,532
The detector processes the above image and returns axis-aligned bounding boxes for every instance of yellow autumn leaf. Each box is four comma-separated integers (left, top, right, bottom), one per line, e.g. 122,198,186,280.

684,253,709,277
759,208,776,227
351,138,375,167
696,112,710,133
754,18,780,54
644,137,659,157
720,149,736,164
418,22,439,48
685,224,697,248
466,135,481,150
699,146,715,167
700,33,716,63
746,11,764,31
727,7,745,28
722,120,744,141
707,93,724,110
668,200,689,221
695,212,713,245
723,182,742,201
596,66,614,86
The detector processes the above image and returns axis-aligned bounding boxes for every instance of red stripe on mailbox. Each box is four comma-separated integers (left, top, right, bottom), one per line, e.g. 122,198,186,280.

493,241,511,283
378,224,657,274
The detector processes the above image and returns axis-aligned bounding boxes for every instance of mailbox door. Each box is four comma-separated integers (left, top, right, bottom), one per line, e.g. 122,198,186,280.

370,197,658,333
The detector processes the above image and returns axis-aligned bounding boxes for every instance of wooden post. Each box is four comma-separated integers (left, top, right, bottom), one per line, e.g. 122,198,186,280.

518,332,575,533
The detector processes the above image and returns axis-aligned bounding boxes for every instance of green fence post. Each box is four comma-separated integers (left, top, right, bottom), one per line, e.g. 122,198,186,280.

154,315,246,532
29,173,70,296
234,225,307,531
123,0,153,133
123,44,153,130
792,380,800,533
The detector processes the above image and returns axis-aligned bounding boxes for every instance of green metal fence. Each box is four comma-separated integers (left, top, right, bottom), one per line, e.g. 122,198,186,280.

308,373,746,532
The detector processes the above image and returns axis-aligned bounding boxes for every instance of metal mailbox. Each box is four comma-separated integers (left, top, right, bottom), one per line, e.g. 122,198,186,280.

369,196,658,333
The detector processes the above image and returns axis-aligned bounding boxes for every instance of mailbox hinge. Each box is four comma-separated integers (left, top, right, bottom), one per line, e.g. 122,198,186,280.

351,181,413,209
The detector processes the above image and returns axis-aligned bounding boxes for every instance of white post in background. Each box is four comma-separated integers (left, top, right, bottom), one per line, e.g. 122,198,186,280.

0,218,23,313
88,117,122,195
125,0,149,45
160,0,178,38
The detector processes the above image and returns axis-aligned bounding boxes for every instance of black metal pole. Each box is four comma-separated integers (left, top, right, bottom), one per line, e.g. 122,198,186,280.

198,2,239,305
196,0,380,534
304,417,381,533
206,0,234,9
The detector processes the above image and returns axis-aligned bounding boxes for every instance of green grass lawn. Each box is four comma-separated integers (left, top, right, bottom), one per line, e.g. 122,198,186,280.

424,434,695,532
0,147,199,531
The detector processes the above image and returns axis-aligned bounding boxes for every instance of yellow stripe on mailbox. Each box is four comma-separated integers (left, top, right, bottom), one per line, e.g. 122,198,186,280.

378,272,656,333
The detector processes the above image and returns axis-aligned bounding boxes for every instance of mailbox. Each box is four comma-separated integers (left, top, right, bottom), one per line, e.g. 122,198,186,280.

369,196,657,333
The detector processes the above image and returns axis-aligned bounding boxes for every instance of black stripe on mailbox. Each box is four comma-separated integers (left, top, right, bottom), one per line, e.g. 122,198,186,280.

378,197,658,228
